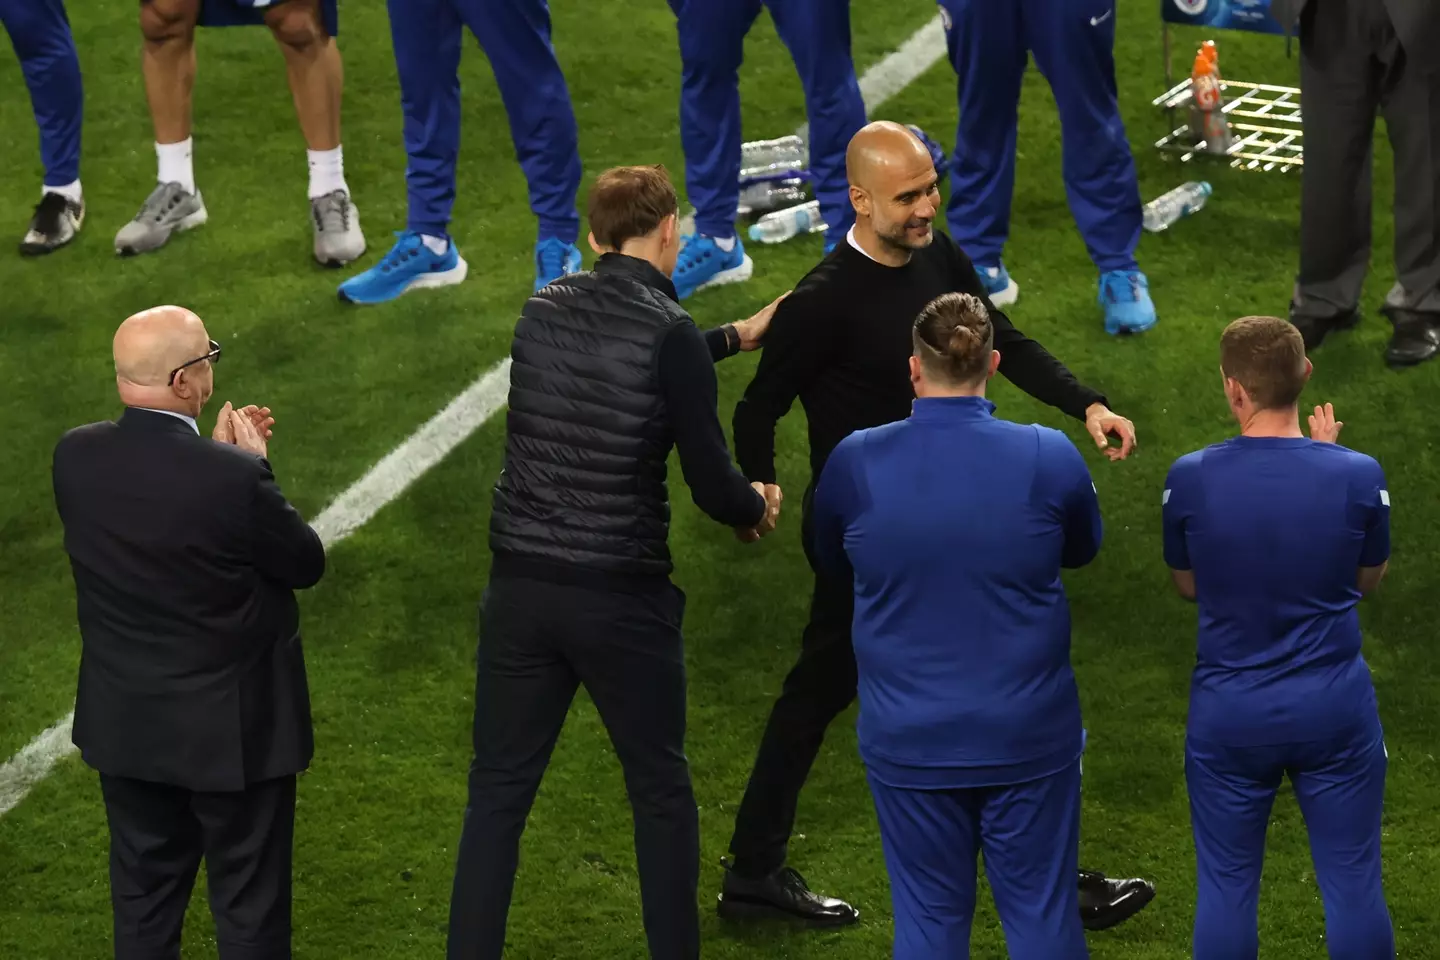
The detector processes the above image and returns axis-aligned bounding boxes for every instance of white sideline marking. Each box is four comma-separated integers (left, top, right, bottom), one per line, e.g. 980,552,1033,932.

0,360,514,819
679,13,947,235
0,13,948,821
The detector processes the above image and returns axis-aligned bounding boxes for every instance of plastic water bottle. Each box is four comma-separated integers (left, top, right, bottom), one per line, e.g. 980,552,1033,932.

748,199,826,244
740,135,808,180
737,178,809,217
1142,181,1211,233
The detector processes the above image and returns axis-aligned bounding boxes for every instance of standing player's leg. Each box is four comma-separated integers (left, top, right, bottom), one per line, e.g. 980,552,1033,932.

867,772,981,959
462,0,584,293
1,0,85,254
764,0,867,252
1291,732,1395,958
115,0,209,257
666,0,763,300
720,564,860,924
982,759,1089,960
261,0,365,267
937,0,1027,307
338,0,469,306
1185,737,1281,959
1024,0,1154,335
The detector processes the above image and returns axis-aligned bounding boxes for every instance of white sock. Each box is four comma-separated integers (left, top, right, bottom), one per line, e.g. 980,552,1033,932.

157,139,195,194
43,180,82,203
307,146,348,199
421,234,448,255
712,234,736,252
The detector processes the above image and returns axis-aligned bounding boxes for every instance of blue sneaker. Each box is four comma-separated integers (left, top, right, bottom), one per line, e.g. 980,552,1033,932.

672,233,753,300
975,261,1019,307
1098,269,1157,335
338,230,467,305
535,237,582,292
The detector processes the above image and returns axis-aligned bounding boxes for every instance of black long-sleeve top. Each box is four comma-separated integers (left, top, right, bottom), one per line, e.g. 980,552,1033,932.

658,314,767,528
733,229,1108,487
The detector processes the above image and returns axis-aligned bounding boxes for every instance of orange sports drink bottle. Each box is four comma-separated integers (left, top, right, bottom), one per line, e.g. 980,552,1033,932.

1189,41,1232,154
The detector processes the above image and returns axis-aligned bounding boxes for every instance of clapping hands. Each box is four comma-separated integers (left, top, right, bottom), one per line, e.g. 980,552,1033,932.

736,482,783,543
211,402,274,458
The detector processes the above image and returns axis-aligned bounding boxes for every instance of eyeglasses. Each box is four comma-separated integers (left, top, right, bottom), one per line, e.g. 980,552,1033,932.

168,339,221,385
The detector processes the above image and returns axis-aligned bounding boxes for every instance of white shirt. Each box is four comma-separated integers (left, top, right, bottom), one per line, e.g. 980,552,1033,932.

134,407,199,434
846,225,881,263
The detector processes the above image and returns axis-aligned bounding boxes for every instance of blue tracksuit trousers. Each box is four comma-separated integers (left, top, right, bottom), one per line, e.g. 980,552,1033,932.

867,759,1088,960
937,0,1141,273
1,0,82,187
667,0,867,239
1186,731,1394,959
385,0,581,244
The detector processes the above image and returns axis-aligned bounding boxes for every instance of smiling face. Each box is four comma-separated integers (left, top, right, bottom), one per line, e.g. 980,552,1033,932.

846,121,942,257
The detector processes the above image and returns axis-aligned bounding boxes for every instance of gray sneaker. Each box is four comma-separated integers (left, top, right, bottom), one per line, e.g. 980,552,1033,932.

115,182,207,256
311,189,365,267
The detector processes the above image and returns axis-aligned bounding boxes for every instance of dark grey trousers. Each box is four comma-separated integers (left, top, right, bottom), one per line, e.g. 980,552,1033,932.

1294,0,1440,321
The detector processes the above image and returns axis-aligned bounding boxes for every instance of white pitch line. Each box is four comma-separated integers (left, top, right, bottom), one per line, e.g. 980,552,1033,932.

0,359,514,819
0,12,948,821
680,12,948,235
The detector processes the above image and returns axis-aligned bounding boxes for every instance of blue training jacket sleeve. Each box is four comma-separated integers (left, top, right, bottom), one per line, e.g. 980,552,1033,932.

810,434,860,580
1356,456,1391,568
1162,455,1194,571
1045,429,1101,569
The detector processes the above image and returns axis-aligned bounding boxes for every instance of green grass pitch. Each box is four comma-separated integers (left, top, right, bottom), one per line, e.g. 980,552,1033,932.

2,0,1437,956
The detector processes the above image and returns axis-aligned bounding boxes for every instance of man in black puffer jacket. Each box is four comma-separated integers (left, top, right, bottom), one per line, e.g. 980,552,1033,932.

446,164,786,960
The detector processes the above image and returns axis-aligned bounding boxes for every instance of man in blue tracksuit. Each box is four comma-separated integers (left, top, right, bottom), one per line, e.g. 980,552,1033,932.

338,0,584,305
810,290,1096,959
2,0,85,255
937,0,1156,335
665,0,868,300
1163,315,1394,959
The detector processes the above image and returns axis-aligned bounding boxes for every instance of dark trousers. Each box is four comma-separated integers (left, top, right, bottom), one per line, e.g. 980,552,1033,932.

98,773,297,960
1294,0,1440,321
728,494,858,877
445,575,699,960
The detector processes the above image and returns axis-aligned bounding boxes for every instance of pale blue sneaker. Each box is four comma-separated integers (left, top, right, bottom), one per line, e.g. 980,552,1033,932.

673,233,753,299
1098,269,1157,335
535,237,582,292
338,230,467,305
975,261,1019,307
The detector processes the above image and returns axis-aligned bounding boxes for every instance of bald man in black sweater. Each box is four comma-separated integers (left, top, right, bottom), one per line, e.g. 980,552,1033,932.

717,121,1155,932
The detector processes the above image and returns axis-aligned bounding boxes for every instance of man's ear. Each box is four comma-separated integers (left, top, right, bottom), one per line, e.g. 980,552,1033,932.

849,185,869,219
587,230,604,255
986,349,1001,379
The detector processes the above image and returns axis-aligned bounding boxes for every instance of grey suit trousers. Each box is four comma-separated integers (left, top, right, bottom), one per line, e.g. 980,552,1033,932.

1293,0,1440,321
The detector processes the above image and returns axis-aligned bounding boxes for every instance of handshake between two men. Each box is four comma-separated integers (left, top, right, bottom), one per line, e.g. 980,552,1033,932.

738,482,783,544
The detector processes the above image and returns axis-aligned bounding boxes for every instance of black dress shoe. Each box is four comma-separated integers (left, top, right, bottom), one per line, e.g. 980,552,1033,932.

1289,304,1360,351
1078,868,1155,931
1382,307,1440,367
717,860,860,926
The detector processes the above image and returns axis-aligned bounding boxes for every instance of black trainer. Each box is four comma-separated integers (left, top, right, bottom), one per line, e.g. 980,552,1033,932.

717,860,859,927
1078,868,1155,931
20,192,84,256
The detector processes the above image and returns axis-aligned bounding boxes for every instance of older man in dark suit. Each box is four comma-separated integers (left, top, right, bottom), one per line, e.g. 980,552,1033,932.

1271,0,1440,366
52,304,325,960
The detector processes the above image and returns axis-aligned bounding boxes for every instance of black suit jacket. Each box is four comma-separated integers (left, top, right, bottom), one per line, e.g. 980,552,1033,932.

52,407,326,793
1270,0,1439,59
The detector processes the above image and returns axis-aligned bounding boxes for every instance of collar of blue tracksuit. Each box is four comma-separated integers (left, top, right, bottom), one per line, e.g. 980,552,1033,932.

594,253,680,303
910,395,997,421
